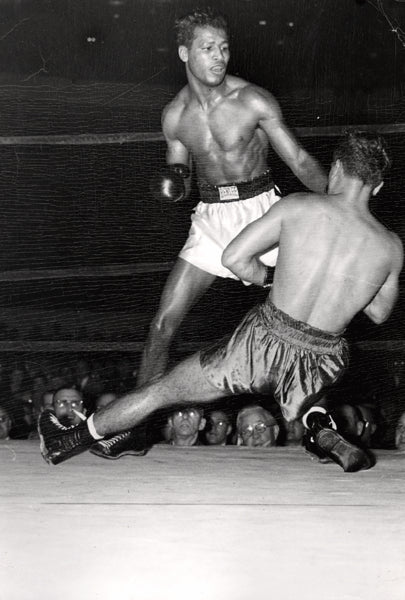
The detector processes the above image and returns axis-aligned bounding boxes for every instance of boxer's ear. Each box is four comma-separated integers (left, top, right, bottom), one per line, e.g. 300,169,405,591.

178,45,188,63
330,159,342,180
271,424,280,443
372,181,383,196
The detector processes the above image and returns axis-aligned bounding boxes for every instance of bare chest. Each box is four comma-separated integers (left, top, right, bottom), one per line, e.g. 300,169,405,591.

177,102,262,156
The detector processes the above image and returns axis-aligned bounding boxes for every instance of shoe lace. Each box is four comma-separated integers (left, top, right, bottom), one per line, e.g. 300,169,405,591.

101,431,131,449
48,412,76,433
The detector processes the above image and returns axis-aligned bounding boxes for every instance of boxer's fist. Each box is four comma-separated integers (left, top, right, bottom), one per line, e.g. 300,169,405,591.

150,163,190,203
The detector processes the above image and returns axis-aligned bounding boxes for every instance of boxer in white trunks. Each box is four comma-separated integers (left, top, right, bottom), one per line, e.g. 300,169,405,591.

139,8,327,387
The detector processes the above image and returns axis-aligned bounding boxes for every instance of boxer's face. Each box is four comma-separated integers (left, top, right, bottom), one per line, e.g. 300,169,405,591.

180,26,230,87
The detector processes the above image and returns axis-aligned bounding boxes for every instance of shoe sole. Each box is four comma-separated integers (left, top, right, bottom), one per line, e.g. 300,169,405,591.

90,447,147,460
316,429,374,472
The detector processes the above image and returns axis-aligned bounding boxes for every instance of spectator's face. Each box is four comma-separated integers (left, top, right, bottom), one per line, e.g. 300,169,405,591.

21,391,36,425
75,360,90,381
170,408,205,439
53,389,84,426
285,419,304,444
0,407,11,439
10,367,24,387
238,410,278,447
395,412,405,449
41,391,54,412
392,358,405,387
205,410,231,445
95,392,117,412
335,404,375,448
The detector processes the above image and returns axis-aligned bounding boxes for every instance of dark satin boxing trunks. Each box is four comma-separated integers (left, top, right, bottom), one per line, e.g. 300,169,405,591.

199,298,349,421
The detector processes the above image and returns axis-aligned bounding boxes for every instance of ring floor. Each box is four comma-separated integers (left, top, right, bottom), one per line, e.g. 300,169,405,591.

1,440,404,600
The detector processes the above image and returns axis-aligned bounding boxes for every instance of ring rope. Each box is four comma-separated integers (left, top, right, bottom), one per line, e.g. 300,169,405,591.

0,262,174,282
0,339,401,353
0,123,404,146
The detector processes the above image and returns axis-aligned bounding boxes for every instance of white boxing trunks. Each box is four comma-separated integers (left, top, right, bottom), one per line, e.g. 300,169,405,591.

178,170,281,282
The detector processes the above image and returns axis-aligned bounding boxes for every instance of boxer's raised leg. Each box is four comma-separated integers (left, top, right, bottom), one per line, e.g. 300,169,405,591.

137,258,216,387
39,352,227,465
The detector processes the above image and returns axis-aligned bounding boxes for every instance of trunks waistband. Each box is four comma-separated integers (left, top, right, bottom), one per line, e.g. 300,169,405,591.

259,299,346,354
198,169,274,203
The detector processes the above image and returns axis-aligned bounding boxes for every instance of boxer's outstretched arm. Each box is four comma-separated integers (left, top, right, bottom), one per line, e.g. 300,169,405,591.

245,86,327,193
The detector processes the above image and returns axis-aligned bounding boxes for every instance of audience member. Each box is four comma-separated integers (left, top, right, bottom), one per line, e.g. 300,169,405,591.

283,418,305,446
204,409,232,446
395,411,405,450
41,390,55,413
165,406,206,447
236,405,279,448
53,387,86,427
0,405,12,440
330,402,378,449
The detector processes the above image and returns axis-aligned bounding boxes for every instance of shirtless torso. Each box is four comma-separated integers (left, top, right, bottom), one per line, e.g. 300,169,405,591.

163,77,270,184
223,159,403,333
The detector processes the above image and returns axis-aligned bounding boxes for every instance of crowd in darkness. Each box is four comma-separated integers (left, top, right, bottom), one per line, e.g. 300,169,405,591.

0,350,405,454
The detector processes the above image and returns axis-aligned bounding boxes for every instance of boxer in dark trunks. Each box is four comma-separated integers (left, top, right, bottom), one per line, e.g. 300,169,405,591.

39,131,402,472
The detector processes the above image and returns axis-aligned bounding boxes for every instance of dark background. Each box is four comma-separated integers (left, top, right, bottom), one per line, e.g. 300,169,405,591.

0,0,404,347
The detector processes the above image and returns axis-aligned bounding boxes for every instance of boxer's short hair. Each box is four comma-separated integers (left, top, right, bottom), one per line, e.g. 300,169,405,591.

175,8,229,48
333,130,391,187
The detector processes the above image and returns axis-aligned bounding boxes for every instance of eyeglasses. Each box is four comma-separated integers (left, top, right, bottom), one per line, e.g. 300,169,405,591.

54,399,83,409
241,422,271,438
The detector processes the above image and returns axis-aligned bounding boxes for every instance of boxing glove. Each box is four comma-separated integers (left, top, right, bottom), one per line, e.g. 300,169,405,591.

150,163,190,203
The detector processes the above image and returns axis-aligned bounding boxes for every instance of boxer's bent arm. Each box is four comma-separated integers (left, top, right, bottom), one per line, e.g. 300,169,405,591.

222,201,284,285
162,108,192,198
363,244,403,324
363,275,399,324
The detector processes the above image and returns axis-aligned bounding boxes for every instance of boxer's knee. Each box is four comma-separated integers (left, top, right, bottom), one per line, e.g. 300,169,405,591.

148,310,182,344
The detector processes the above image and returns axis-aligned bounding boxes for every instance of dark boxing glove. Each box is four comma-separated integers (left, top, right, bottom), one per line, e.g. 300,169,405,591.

150,163,190,203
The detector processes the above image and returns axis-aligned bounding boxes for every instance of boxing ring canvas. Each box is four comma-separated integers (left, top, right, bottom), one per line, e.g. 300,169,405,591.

1,441,404,600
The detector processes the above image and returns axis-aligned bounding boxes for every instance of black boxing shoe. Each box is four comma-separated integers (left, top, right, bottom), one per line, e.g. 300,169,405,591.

314,428,375,472
303,430,332,464
90,429,148,459
303,409,374,472
38,410,95,465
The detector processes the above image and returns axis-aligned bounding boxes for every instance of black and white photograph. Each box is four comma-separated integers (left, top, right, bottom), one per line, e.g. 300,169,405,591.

0,1,404,599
